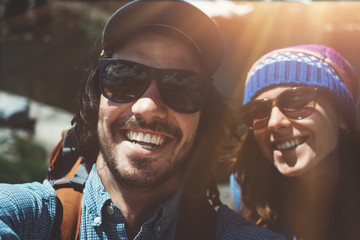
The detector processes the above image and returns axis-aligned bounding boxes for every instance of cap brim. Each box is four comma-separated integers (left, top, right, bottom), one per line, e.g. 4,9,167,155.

102,0,223,75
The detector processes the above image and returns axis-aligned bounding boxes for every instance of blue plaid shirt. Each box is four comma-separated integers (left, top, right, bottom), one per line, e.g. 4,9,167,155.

0,165,285,239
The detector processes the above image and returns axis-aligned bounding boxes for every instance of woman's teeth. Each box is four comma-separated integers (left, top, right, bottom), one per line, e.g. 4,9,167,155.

126,130,165,147
275,137,306,150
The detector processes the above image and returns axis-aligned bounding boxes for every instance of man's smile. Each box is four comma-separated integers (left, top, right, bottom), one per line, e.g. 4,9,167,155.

124,130,171,150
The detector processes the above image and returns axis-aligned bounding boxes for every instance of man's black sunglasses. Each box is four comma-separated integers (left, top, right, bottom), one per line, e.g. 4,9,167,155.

240,86,318,130
99,59,212,113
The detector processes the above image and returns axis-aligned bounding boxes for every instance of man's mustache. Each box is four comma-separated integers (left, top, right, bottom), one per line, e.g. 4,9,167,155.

111,114,183,140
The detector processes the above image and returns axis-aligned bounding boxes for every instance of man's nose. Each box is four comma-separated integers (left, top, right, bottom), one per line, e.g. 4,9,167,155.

131,80,168,119
267,106,292,132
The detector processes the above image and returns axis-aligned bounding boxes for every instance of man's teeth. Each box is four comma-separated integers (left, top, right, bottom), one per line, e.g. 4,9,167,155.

133,143,153,150
126,131,165,146
276,138,304,150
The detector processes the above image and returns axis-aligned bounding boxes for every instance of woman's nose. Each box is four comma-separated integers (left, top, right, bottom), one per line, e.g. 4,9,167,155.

267,106,292,132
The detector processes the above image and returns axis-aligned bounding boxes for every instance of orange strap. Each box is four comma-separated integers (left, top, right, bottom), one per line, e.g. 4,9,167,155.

47,130,67,180
55,157,83,240
48,129,84,240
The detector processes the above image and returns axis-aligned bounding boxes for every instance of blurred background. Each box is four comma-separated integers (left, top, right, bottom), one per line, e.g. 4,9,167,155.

1,0,360,198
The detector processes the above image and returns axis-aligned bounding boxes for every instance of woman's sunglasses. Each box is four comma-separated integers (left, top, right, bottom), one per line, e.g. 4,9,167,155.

99,59,211,113
240,86,317,130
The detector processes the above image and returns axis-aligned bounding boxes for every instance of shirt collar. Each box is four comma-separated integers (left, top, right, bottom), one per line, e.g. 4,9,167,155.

83,164,111,226
83,164,182,233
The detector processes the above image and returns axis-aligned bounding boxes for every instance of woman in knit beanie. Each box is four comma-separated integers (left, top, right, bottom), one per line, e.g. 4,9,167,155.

230,45,360,240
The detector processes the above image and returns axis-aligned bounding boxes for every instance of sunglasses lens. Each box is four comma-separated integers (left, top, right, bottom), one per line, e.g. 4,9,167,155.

241,87,316,129
241,100,272,129
278,87,316,119
101,62,148,102
99,59,210,113
160,71,209,113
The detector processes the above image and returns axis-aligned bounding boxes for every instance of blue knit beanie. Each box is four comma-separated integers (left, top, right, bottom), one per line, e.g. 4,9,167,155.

243,44,359,125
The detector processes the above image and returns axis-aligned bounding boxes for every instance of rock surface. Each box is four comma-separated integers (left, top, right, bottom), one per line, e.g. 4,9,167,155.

0,91,73,156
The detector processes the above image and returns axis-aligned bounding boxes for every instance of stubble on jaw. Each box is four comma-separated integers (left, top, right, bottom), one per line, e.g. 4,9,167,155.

131,156,148,169
97,114,196,191
99,135,195,191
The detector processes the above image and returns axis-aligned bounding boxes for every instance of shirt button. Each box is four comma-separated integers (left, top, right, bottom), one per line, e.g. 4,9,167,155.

156,226,161,232
94,216,101,224
107,205,114,215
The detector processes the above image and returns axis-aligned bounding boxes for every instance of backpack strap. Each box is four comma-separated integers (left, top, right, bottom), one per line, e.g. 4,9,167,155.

175,195,217,240
47,129,89,240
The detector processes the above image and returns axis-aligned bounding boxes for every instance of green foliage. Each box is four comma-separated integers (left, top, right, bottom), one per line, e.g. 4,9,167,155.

0,138,48,184
77,19,104,39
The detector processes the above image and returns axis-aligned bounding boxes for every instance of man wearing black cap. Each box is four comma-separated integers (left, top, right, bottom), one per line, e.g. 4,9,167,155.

0,1,284,239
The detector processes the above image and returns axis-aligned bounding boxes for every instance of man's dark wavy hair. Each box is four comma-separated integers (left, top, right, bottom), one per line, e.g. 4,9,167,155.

71,49,237,208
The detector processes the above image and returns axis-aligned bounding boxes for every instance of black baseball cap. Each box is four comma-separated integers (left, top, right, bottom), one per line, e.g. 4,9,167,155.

102,0,224,75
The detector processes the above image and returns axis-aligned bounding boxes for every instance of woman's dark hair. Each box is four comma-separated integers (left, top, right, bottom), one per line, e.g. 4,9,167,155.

233,131,285,228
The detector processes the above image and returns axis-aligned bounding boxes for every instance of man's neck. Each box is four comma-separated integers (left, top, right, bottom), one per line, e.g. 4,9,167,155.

96,157,181,239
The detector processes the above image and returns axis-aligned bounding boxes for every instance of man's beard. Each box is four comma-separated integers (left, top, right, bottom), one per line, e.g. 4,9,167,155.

98,114,196,191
